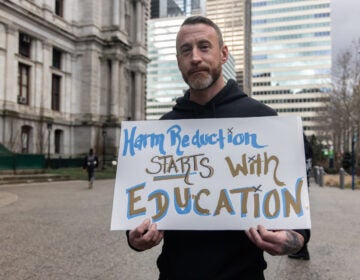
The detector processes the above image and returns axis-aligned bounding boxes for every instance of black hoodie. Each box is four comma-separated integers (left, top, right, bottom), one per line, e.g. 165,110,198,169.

161,79,277,120
129,79,310,280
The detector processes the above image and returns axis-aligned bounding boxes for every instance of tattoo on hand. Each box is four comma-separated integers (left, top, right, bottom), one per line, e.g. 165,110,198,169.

282,231,302,254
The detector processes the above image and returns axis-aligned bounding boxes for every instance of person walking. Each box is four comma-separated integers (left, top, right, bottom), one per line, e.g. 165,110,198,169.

126,16,310,279
83,148,98,189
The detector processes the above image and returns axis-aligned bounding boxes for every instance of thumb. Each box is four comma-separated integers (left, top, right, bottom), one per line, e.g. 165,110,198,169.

136,218,151,235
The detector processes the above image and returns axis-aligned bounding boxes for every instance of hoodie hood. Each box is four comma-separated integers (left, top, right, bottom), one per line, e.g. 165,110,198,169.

160,78,277,120
162,79,247,119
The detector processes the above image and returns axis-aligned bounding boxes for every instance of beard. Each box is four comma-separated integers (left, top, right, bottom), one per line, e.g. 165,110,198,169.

184,62,222,91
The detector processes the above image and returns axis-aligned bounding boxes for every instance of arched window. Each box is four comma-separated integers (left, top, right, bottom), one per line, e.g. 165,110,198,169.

21,125,32,153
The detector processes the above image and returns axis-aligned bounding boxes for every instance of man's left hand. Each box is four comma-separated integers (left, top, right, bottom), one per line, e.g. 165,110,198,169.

245,225,304,255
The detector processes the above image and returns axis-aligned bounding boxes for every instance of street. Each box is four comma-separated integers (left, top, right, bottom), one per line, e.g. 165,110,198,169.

1,179,359,280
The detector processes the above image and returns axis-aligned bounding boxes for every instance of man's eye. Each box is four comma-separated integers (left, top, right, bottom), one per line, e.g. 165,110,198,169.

181,48,191,54
200,45,210,51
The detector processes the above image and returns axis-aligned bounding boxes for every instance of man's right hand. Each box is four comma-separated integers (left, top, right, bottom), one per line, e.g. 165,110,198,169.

128,219,164,251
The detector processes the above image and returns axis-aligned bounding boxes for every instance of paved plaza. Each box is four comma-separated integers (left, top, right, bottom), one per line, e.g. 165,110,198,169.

0,179,359,280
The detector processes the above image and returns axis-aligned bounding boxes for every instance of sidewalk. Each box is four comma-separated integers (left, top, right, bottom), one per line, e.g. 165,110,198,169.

265,180,360,280
0,179,359,279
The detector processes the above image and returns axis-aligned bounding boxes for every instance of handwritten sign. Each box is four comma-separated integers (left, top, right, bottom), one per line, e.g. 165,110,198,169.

111,116,311,230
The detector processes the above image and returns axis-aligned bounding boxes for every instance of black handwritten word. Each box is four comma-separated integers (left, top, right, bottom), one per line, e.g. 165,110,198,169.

121,125,267,157
225,153,285,187
145,154,214,185
126,178,304,223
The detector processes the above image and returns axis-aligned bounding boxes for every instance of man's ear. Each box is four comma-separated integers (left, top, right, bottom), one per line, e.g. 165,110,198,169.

221,45,229,64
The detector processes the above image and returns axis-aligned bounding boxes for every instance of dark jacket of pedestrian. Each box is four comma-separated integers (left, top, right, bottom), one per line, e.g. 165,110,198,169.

83,149,98,181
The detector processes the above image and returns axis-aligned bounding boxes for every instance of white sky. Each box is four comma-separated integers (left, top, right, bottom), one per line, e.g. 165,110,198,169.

331,0,360,60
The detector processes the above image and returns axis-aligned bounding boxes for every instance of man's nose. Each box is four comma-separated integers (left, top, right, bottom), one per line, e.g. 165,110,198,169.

190,48,202,64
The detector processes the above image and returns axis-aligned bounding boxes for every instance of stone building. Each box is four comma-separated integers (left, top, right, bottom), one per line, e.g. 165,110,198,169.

0,0,149,161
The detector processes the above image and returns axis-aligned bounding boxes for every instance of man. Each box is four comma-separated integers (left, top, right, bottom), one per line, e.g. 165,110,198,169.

127,16,310,279
83,148,98,189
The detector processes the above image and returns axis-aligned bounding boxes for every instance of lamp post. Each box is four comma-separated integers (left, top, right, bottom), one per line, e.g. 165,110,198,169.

47,121,53,168
102,126,107,170
352,129,358,190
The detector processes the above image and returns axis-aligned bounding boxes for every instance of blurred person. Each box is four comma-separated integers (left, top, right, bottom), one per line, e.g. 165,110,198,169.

83,148,98,189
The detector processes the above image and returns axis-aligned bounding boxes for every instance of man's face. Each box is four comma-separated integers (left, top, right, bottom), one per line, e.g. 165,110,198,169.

176,23,228,91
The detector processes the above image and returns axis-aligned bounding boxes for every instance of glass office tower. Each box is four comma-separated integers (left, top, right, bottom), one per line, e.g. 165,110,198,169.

251,0,331,135
206,0,252,94
146,0,236,120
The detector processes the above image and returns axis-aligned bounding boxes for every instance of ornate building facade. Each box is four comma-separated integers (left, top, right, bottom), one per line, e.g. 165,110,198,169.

0,0,149,160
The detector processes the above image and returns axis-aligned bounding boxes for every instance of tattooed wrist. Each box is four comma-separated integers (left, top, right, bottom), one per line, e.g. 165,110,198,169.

282,231,303,254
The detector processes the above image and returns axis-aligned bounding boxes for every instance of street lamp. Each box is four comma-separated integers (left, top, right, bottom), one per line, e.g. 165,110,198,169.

47,121,53,168
102,125,107,170
352,129,358,190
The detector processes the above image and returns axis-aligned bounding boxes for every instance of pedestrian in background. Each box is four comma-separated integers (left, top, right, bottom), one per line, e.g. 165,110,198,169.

83,148,98,189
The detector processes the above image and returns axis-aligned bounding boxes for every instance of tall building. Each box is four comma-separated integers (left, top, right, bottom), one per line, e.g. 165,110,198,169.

206,0,252,94
251,0,331,136
0,0,149,159
146,0,236,120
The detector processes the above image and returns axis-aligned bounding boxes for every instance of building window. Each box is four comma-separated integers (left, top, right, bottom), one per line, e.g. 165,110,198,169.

19,33,32,58
51,74,61,111
21,126,31,153
18,63,30,105
55,0,64,17
54,129,63,154
52,48,62,70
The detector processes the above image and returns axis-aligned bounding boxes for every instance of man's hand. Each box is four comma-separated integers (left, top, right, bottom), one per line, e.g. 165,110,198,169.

245,225,304,256
128,219,164,251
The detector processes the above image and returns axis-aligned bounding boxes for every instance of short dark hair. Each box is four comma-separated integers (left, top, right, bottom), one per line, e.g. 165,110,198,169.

181,16,224,47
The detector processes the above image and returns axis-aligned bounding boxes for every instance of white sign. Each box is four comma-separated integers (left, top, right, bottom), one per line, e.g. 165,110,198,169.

111,116,311,230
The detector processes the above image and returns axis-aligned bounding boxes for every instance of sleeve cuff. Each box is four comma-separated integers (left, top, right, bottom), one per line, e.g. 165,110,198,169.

126,230,145,252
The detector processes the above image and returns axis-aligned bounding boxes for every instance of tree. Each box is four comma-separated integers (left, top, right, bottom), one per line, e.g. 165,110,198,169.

309,134,326,166
319,39,360,169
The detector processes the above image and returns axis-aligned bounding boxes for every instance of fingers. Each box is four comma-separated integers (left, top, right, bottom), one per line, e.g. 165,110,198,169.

133,218,151,237
245,225,282,256
245,226,259,244
129,219,164,251
142,223,163,245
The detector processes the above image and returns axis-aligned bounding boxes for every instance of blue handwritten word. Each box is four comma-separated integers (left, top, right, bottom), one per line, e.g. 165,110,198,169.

122,127,166,156
122,125,267,156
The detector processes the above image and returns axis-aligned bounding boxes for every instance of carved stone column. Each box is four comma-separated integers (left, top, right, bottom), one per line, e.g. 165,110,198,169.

136,0,142,44
110,58,119,117
112,0,120,26
41,40,52,110
119,0,126,31
118,61,126,119
4,24,17,103
134,71,142,120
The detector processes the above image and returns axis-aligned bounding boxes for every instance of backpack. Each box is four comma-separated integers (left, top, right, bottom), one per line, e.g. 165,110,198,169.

86,155,98,168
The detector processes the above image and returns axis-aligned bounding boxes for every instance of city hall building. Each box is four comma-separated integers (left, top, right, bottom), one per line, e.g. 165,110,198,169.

0,0,149,161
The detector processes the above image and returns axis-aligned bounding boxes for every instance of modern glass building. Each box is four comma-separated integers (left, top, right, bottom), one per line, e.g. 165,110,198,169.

251,0,331,135
146,0,236,120
206,0,252,94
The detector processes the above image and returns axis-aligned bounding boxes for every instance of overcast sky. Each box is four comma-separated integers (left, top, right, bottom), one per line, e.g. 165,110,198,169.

331,0,360,60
